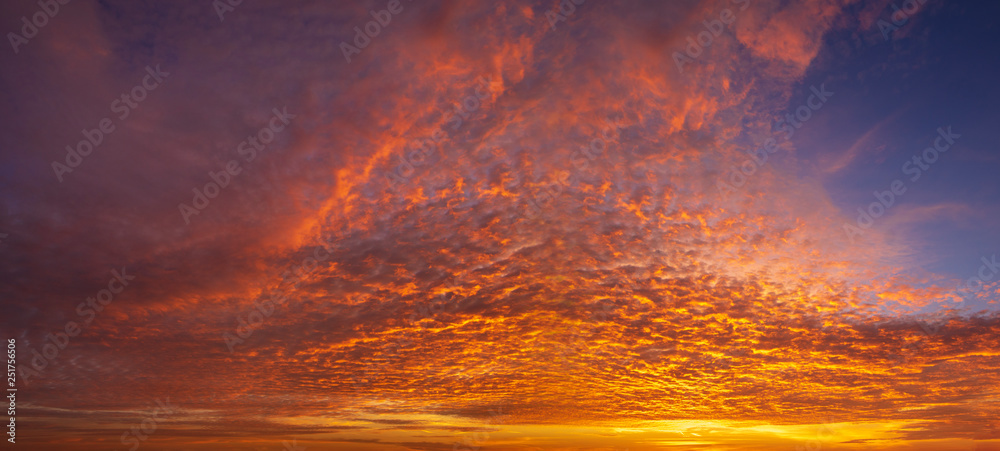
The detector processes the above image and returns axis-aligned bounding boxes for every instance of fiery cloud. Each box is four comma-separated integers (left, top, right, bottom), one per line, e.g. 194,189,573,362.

1,0,998,450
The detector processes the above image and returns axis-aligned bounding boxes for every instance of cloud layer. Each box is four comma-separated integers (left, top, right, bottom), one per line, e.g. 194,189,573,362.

1,0,998,449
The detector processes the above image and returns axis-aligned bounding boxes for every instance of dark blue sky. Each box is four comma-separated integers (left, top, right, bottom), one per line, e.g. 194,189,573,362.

791,0,1000,305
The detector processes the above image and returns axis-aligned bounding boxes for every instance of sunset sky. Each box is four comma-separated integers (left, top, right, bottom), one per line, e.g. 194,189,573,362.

1,0,999,450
